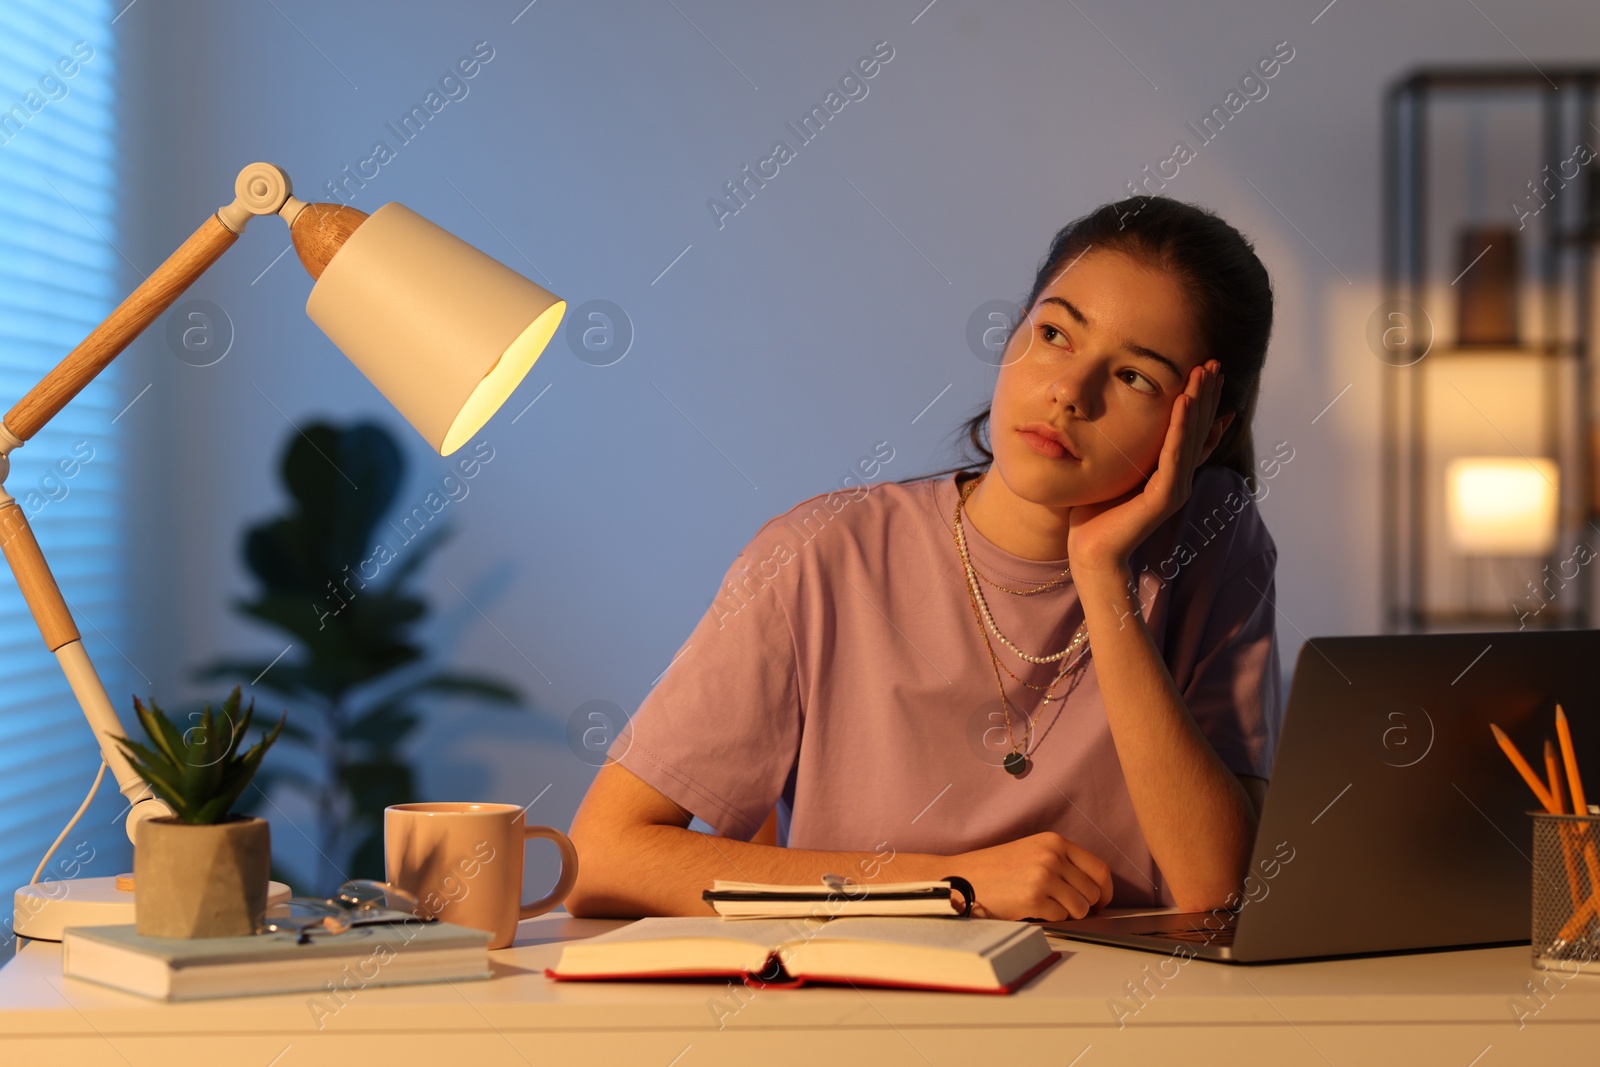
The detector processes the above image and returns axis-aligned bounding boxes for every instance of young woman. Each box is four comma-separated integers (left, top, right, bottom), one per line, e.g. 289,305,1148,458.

567,195,1281,921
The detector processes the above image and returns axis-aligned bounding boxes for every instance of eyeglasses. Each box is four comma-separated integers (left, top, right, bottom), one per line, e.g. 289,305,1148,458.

260,880,436,944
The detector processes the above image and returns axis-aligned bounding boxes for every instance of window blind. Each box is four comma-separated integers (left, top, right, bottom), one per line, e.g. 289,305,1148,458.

0,0,129,942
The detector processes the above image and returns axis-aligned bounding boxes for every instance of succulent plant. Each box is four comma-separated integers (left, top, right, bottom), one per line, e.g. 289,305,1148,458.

111,685,286,825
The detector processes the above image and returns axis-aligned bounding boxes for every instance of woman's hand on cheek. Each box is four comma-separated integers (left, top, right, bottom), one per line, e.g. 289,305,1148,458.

1066,360,1224,574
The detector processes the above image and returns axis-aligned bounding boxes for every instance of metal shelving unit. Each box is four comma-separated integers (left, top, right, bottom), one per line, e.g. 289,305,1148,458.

1381,66,1600,633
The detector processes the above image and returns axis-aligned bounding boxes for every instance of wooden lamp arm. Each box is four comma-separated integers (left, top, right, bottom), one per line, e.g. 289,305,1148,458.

1,161,367,444
0,162,367,839
1,215,240,443
0,500,155,819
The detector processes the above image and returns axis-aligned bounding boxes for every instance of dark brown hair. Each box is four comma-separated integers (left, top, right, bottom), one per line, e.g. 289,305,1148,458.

897,195,1274,496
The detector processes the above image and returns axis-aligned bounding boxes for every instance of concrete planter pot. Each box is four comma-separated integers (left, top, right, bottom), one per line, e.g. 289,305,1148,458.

134,815,271,938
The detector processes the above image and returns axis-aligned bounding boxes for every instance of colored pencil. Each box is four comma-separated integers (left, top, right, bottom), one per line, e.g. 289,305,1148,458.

1491,723,1556,813
1546,739,1565,813
1546,738,1586,919
1556,705,1590,814
1490,719,1590,943
1552,705,1600,946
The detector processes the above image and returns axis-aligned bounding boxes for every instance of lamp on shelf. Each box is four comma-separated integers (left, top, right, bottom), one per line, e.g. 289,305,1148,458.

1445,456,1559,556
1444,456,1559,617
10,162,566,941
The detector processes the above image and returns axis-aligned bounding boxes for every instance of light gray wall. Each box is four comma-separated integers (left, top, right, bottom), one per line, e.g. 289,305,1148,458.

108,1,1599,890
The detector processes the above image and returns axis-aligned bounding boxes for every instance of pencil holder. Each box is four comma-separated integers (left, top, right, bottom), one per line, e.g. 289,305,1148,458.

1531,812,1600,973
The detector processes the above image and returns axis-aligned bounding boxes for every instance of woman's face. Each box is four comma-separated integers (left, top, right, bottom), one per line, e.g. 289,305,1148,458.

989,248,1222,507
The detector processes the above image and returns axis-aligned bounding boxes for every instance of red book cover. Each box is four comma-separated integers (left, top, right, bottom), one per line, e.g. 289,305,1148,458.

544,949,1061,995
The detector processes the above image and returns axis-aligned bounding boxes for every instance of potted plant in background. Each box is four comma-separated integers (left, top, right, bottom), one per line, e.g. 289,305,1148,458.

112,685,285,937
195,421,529,892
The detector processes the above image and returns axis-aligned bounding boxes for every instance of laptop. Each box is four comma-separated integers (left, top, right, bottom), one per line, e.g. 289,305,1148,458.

1044,628,1600,963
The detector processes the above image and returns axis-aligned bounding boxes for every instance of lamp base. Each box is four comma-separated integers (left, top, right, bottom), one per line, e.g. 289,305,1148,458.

13,875,292,942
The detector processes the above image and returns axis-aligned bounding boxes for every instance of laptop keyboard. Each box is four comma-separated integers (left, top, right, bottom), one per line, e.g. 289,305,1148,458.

1140,924,1236,945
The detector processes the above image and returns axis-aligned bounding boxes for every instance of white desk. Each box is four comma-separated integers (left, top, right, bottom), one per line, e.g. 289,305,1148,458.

2,909,1596,1066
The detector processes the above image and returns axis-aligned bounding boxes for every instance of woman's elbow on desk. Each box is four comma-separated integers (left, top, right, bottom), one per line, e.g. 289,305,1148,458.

565,824,691,919
1164,776,1268,914
566,763,700,917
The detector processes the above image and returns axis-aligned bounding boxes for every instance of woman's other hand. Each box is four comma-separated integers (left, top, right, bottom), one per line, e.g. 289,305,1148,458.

954,831,1114,921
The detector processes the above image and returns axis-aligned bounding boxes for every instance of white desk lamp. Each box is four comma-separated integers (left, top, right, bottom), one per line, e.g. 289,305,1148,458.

10,163,565,940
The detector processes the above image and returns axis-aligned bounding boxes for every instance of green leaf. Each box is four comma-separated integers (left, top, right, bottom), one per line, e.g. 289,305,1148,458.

221,686,248,758
237,592,345,647
374,671,522,709
378,522,456,592
111,736,191,817
341,759,414,818
177,706,224,817
132,694,187,768
269,717,315,744
191,796,231,825
319,641,426,693
209,711,287,818
343,704,419,746
115,749,195,821
245,710,287,761
209,762,255,823
110,735,181,786
343,673,522,749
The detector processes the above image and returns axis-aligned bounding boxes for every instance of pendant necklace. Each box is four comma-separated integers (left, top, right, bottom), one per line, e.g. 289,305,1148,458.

954,472,1092,776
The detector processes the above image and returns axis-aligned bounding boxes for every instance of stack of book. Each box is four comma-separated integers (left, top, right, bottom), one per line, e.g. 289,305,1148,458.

61,921,492,1002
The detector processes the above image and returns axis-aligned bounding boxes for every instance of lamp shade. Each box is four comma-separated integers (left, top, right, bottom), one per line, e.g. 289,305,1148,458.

305,202,565,456
1445,456,1559,555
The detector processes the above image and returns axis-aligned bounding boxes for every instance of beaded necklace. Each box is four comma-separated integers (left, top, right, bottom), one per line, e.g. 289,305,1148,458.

954,472,1092,776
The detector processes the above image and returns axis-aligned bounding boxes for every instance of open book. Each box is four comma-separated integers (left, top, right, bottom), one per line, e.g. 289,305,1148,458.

545,916,1059,994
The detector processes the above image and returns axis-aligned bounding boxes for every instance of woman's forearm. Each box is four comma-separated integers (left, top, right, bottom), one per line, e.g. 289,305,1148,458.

1073,562,1257,911
566,822,953,918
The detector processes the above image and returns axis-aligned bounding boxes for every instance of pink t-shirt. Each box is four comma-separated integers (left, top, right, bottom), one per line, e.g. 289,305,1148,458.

610,466,1282,908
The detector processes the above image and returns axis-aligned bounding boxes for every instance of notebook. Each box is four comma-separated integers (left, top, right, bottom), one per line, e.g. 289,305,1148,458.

545,915,1058,994
61,921,492,1001
702,876,974,919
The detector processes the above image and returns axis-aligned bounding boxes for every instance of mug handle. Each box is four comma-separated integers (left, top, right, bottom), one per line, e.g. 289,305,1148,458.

520,825,580,920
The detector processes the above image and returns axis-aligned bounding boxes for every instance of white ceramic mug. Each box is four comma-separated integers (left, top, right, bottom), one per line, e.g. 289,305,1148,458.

384,802,578,949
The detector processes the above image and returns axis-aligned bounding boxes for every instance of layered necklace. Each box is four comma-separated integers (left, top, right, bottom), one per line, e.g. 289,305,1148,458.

954,472,1091,777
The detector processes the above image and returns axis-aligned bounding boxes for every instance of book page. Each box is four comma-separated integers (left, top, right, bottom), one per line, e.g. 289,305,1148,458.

578,916,825,947
551,916,823,977
781,918,1049,990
